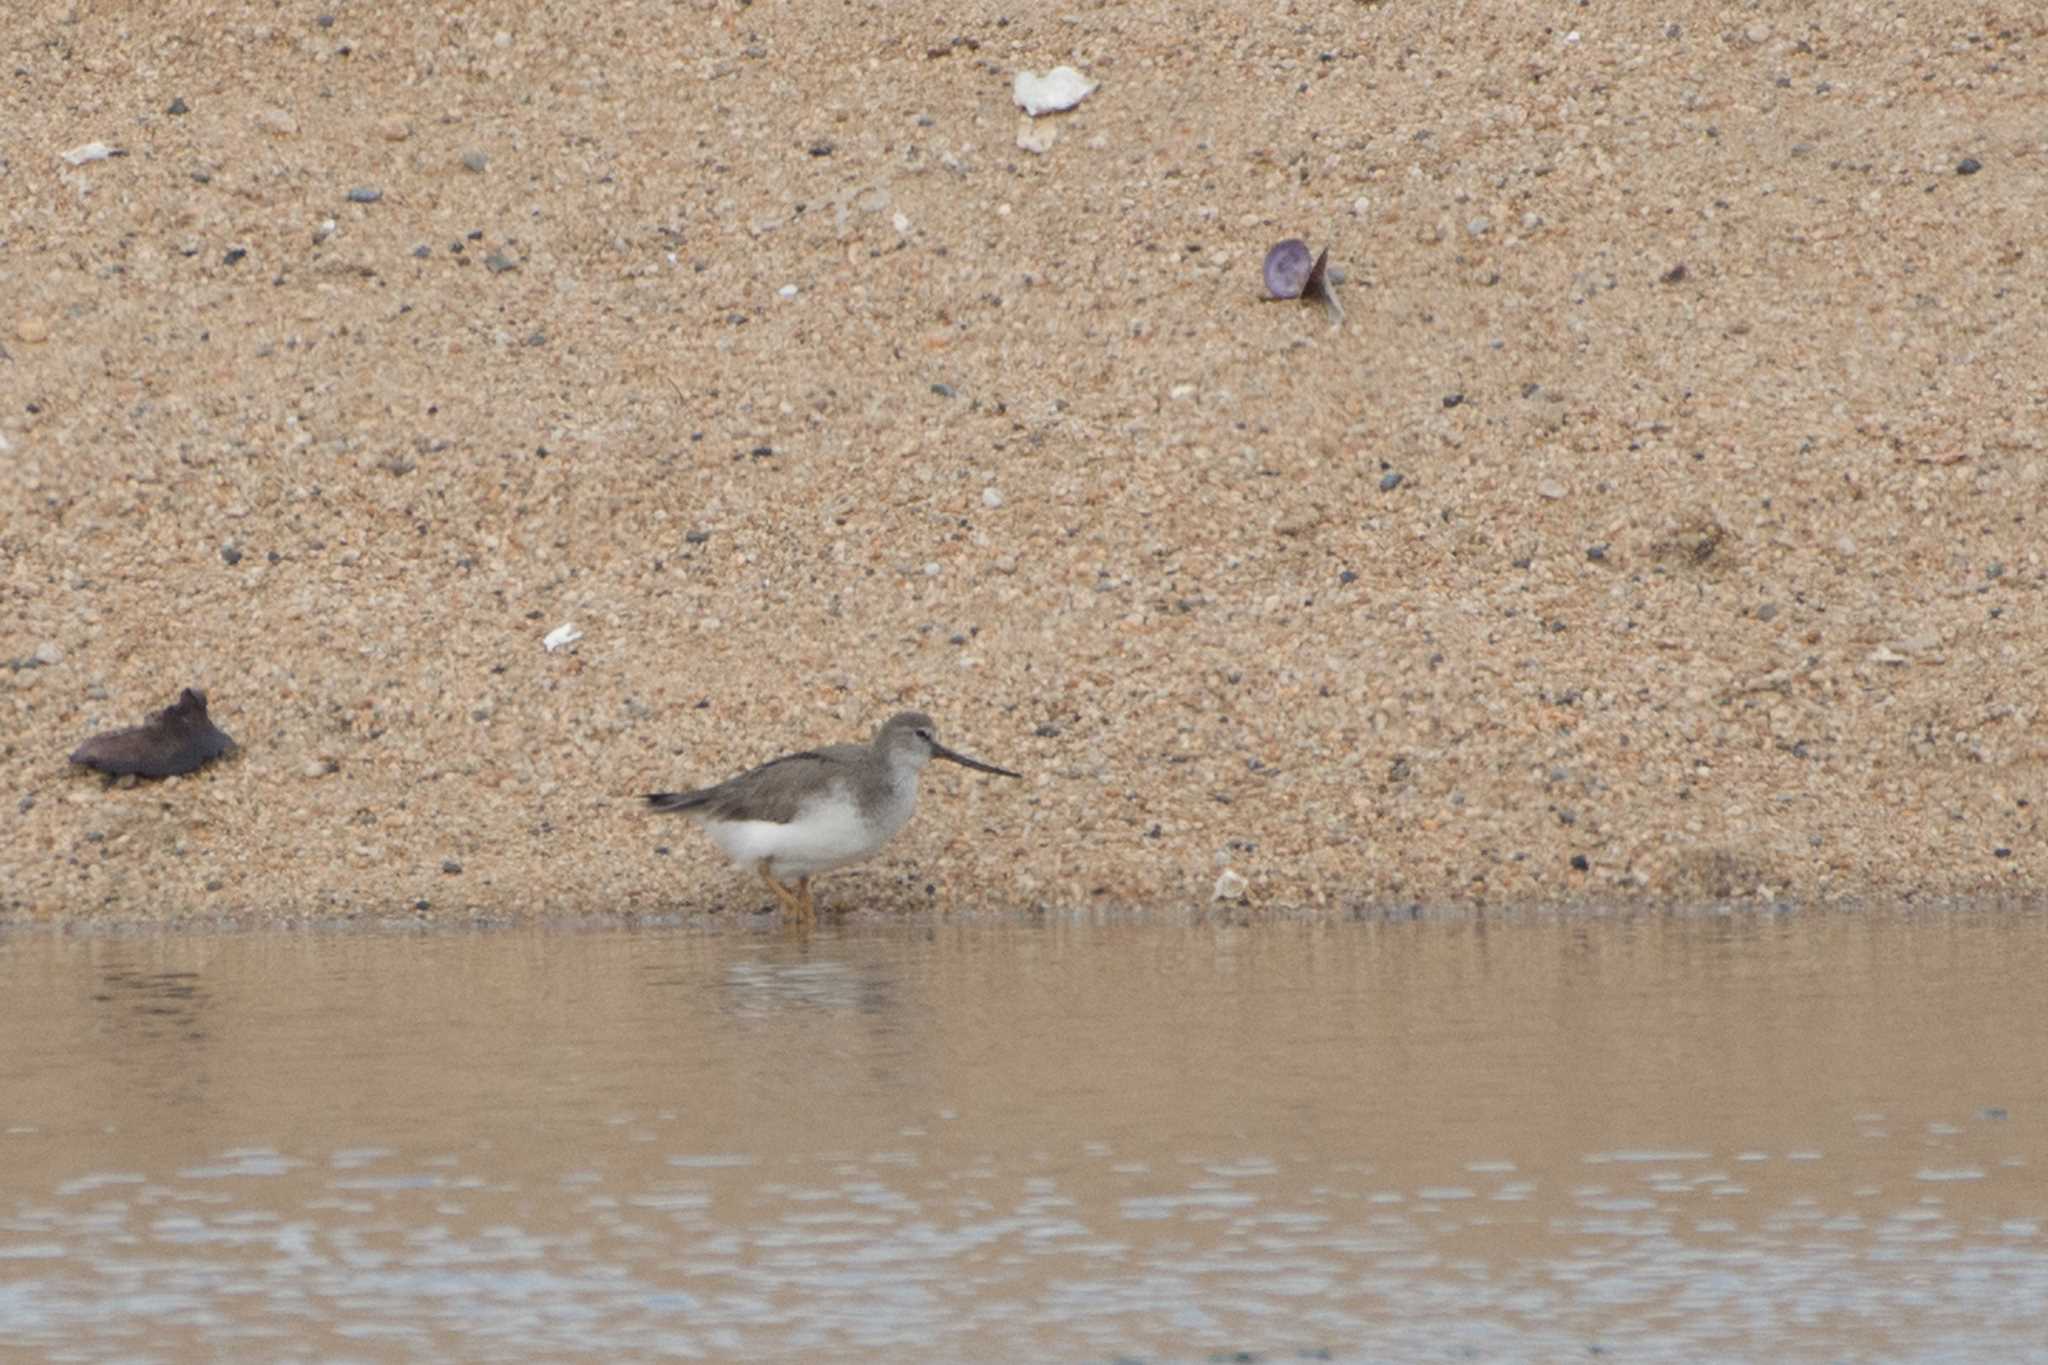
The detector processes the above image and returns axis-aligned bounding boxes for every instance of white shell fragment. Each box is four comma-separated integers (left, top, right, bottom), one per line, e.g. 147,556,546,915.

1012,67,1097,117
542,623,583,653
1213,868,1250,902
60,142,125,165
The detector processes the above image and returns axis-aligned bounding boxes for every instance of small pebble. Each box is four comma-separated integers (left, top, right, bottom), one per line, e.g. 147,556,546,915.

1213,868,1250,902
411,244,431,259
1442,393,1464,408
254,108,298,137
221,543,243,566
461,150,489,173
1338,569,1359,585
347,187,382,204
166,96,189,115
931,383,956,398
777,283,798,299
1379,472,1404,492
1537,478,1567,500
1586,544,1607,561
31,641,63,667
1956,157,1982,176
484,251,519,274
223,247,247,265
442,859,464,874
981,487,1004,509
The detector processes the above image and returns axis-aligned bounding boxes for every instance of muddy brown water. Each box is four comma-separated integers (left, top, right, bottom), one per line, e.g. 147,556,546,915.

3,910,2045,1362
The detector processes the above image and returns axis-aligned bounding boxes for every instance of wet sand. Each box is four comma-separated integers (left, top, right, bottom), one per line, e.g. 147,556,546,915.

1,2,2041,922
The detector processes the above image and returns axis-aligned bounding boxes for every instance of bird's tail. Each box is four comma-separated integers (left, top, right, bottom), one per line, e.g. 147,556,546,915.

645,790,708,813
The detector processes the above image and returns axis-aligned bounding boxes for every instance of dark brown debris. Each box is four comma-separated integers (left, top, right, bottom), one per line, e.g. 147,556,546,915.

70,688,237,779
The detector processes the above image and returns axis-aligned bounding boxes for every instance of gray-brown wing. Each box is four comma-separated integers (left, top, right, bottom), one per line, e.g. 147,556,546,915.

646,743,865,824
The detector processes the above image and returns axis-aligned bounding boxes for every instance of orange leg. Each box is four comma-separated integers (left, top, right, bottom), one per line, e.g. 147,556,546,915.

795,877,816,921
757,864,805,917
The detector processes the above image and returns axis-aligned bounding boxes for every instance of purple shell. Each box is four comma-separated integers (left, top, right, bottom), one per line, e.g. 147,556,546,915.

1263,239,1329,300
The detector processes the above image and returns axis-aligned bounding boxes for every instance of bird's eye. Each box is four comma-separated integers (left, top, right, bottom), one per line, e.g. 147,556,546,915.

915,728,932,741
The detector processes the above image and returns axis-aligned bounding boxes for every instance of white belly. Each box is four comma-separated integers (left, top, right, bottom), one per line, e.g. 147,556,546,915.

699,788,913,880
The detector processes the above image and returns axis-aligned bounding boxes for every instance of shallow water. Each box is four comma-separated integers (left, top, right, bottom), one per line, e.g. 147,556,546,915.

2,910,2046,1362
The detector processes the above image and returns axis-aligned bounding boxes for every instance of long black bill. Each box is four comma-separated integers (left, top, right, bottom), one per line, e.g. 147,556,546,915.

933,742,1021,778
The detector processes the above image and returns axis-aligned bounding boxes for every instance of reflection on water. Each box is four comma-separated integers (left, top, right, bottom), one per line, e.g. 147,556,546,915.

2,911,2046,1360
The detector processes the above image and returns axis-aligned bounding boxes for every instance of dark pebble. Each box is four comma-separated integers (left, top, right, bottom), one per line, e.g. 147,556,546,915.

484,252,518,274
167,96,189,115
1756,602,1779,621
1661,262,1688,284
1981,1107,2009,1121
1339,569,1359,585
1994,847,2012,858
1956,157,1982,176
931,382,956,398
347,187,382,204
1570,854,1590,871
442,859,463,874
317,12,335,27
221,543,243,565
684,529,711,544
1442,392,1464,408
1034,723,1061,738
750,444,775,459
1379,471,1404,492
412,244,431,258
1587,544,1607,561
809,142,833,157
223,247,247,265
70,688,236,779
525,332,547,347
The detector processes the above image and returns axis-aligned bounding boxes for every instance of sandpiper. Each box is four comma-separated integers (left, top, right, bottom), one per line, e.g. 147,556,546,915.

646,711,1020,919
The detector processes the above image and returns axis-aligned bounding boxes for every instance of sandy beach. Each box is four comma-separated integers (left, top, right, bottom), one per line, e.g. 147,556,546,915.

2,0,2040,922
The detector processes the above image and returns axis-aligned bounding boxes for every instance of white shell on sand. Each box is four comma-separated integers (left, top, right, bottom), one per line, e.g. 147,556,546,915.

60,141,122,165
1013,67,1097,117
